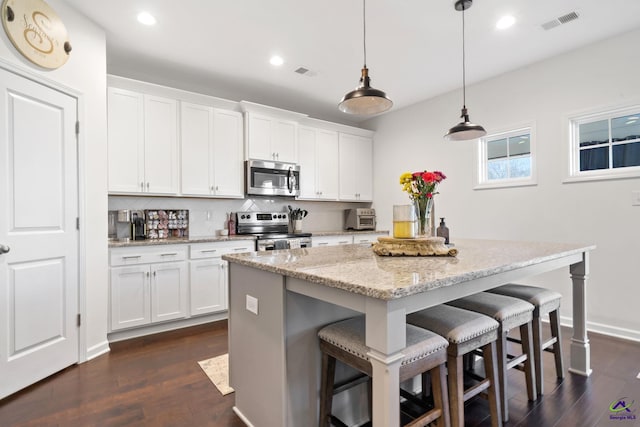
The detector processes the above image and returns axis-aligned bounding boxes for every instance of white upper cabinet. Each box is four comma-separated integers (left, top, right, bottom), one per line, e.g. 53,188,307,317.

339,133,373,201
180,102,243,198
108,88,178,195
245,112,298,163
298,126,339,200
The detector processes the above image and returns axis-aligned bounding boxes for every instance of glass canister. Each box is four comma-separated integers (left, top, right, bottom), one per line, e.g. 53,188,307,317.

393,205,416,238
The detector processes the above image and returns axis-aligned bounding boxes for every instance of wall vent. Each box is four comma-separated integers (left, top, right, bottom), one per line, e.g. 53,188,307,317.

541,11,579,31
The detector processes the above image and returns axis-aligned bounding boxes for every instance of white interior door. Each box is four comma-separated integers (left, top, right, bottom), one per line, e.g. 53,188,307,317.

0,67,79,400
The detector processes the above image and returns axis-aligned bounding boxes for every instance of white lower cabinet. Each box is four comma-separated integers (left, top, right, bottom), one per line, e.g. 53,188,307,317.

109,241,254,333
311,235,354,247
189,257,227,316
189,241,254,316
352,233,386,245
109,245,188,331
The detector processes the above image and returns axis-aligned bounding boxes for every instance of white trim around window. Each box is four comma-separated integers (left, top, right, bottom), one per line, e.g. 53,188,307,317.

474,123,537,190
565,104,640,183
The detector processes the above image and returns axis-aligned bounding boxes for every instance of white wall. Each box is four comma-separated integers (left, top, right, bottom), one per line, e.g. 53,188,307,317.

367,28,640,341
0,1,109,359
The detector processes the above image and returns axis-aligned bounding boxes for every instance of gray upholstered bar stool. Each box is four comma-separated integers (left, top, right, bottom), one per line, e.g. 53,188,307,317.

407,305,502,427
487,283,564,395
318,316,451,427
446,292,536,422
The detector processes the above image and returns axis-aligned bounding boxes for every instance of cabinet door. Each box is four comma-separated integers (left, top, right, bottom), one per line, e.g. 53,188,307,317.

316,130,339,200
107,88,144,193
181,102,213,196
212,109,244,197
151,261,188,323
246,113,272,160
110,265,150,331
272,119,297,163
144,95,178,194
189,258,227,316
339,133,373,201
297,126,318,199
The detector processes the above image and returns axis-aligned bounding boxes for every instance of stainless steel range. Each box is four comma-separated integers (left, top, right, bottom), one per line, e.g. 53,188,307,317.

235,211,312,251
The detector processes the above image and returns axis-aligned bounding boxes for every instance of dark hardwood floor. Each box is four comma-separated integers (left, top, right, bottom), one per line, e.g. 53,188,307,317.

1,320,638,426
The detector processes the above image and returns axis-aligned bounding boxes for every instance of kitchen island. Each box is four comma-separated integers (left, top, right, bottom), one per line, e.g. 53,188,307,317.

223,238,595,427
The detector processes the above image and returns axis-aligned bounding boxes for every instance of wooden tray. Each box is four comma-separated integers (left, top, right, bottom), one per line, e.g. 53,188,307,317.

372,236,458,257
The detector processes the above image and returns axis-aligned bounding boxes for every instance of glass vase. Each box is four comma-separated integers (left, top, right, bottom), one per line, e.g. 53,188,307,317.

415,198,433,237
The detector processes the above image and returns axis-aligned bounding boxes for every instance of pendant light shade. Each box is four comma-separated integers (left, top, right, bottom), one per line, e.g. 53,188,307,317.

339,0,392,115
444,0,486,141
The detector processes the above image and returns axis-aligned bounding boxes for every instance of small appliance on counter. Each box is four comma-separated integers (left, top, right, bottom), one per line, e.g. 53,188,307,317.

130,210,146,241
344,208,376,230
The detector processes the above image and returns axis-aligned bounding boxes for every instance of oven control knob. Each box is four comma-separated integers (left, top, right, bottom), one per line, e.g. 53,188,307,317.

246,214,251,219
283,214,287,219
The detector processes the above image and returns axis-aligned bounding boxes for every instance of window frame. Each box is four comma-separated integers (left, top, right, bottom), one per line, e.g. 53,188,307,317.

474,123,537,190
566,104,640,183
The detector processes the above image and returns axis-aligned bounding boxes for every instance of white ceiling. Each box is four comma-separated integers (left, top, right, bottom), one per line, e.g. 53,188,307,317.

64,0,640,125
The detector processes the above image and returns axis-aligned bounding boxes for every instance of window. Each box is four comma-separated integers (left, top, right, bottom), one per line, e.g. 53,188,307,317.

475,126,536,189
568,105,640,181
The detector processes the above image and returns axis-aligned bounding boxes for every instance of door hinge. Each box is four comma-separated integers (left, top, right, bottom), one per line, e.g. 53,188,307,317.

76,217,80,230
75,121,80,135
77,313,81,327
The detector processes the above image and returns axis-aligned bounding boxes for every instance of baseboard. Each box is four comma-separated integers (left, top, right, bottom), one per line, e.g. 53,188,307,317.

85,340,110,361
107,312,228,343
559,315,640,343
232,407,255,427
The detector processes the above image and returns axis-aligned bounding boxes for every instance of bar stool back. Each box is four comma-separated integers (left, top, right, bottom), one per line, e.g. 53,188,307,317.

446,292,536,422
318,316,450,427
407,305,502,427
487,283,564,394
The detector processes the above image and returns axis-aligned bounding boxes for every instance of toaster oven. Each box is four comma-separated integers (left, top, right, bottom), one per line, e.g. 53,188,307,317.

344,208,376,230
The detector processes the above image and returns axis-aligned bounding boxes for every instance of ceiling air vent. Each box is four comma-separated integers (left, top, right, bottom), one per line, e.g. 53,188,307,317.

294,66,317,77
541,11,579,31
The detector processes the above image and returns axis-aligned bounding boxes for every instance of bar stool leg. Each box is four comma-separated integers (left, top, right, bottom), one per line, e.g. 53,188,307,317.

482,341,503,427
550,309,565,379
430,364,450,427
532,314,544,395
447,354,465,427
319,353,336,427
520,322,537,401
496,327,509,422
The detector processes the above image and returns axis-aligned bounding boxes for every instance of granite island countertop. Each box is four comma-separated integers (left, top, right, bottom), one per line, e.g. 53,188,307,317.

222,238,595,300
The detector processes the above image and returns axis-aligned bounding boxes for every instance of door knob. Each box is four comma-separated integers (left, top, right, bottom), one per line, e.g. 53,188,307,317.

0,244,10,254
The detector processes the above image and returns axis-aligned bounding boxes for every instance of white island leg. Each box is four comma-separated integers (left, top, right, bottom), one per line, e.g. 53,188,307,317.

569,252,592,376
365,300,406,427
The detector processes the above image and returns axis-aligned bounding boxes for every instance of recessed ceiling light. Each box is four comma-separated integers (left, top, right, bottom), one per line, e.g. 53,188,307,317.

496,15,516,30
137,12,156,26
270,55,284,66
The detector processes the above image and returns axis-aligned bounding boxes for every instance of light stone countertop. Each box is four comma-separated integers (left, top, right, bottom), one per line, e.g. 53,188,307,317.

108,235,256,248
222,239,595,300
108,230,389,248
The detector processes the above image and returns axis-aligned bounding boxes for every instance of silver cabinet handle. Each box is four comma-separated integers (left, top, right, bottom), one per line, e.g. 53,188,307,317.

211,186,215,192
160,252,178,256
200,249,218,254
338,240,350,244
146,182,150,190
153,271,156,277
317,242,329,246
234,247,250,251
146,271,150,277
122,255,142,260
141,182,144,191
0,244,10,254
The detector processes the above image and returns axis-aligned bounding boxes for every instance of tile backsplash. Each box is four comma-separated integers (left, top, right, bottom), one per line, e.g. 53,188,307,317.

108,196,372,237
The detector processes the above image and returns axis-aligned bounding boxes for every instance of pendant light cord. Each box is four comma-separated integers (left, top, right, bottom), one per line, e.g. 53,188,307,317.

363,0,367,68
461,3,466,109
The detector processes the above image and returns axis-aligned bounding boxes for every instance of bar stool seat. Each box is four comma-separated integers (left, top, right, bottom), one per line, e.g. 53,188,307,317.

487,283,564,394
407,305,502,427
318,316,451,427
446,292,536,422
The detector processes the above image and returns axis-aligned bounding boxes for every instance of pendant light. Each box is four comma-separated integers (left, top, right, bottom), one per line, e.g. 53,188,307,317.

444,0,486,141
338,0,392,115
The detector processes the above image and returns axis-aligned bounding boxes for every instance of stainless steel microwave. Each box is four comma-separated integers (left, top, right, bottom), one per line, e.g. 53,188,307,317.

246,160,300,197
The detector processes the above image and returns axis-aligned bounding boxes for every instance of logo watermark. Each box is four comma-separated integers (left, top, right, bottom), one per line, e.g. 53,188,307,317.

609,397,637,421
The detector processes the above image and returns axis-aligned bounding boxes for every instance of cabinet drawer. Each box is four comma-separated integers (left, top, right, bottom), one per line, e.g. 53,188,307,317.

189,240,254,259
311,236,353,247
110,245,187,266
